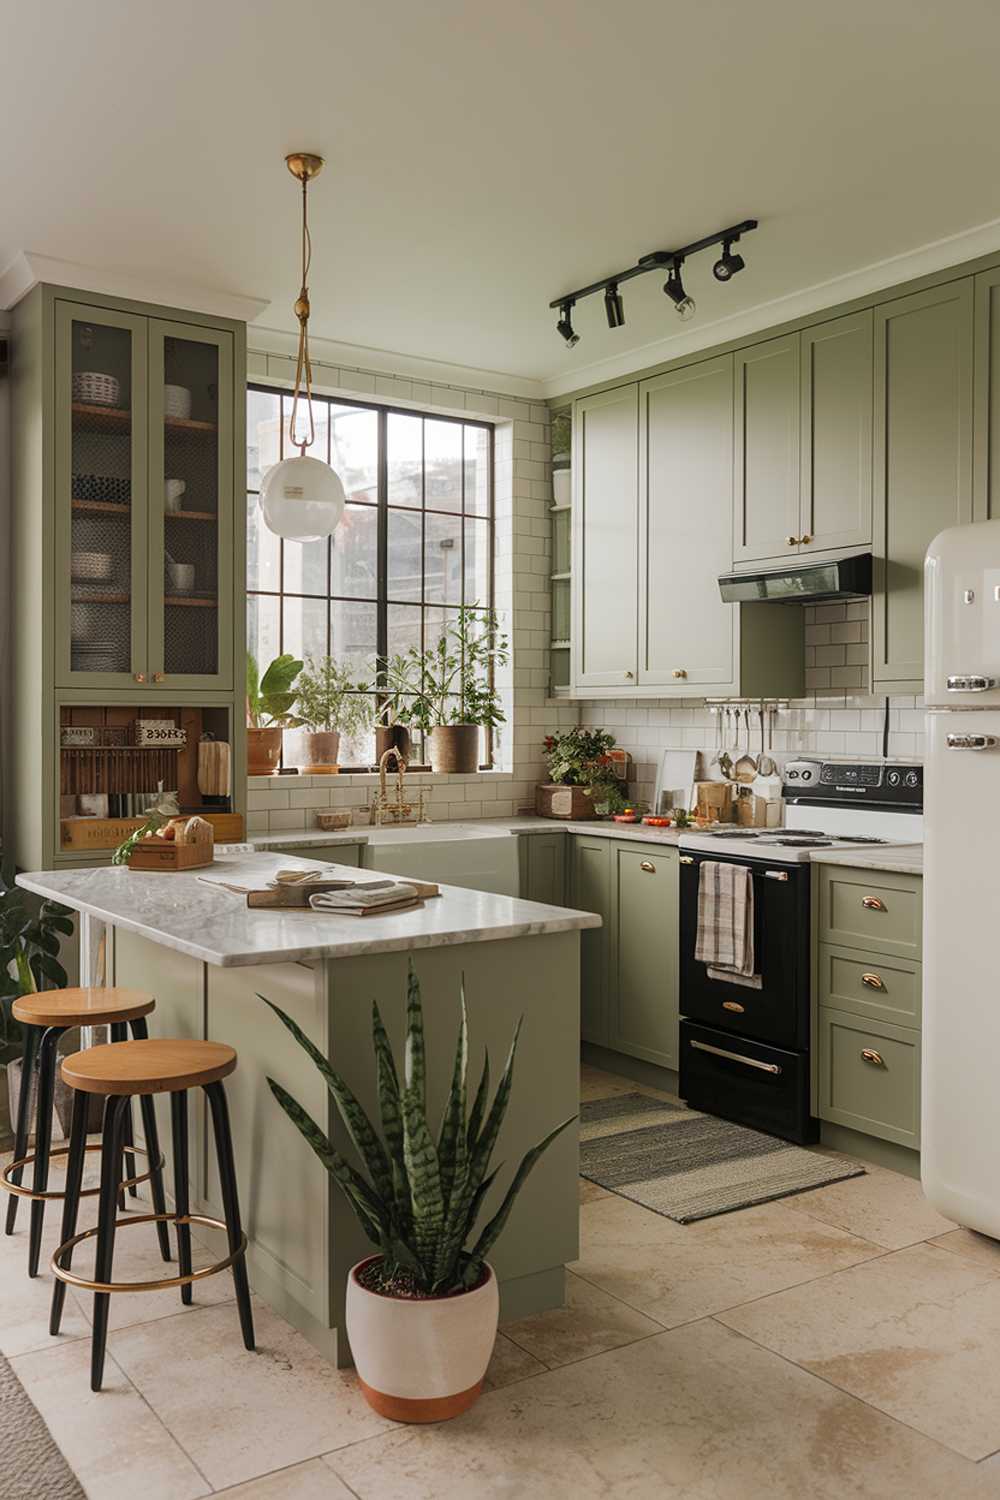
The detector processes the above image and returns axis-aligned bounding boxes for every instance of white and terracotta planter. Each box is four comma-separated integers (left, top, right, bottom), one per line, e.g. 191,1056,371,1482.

346,1256,499,1423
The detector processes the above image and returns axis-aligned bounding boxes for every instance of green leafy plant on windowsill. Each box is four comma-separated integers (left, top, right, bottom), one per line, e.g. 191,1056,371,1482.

261,964,574,1295
381,605,509,735
286,656,374,738
246,652,304,729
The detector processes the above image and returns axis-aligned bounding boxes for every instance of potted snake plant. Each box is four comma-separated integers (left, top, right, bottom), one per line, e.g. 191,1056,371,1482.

262,966,573,1422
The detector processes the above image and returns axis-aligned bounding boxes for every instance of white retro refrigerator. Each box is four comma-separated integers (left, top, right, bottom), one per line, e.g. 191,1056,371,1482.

923,518,1000,1235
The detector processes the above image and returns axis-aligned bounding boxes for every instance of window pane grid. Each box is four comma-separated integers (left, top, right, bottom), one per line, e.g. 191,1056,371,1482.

248,384,495,770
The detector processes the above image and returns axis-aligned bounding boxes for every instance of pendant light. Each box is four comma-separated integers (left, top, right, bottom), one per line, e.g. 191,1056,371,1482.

259,152,347,543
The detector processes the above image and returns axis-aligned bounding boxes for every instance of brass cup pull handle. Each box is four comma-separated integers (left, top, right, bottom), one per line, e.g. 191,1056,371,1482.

639,860,656,873
860,1048,886,1068
133,672,146,684
862,896,886,911
861,972,886,991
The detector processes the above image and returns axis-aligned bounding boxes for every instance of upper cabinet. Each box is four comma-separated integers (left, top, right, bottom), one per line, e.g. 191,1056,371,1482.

572,385,640,689
52,297,239,691
872,280,973,690
733,334,801,563
734,312,874,566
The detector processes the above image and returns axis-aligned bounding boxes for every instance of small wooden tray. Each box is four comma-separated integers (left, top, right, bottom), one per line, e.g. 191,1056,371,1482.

128,832,214,871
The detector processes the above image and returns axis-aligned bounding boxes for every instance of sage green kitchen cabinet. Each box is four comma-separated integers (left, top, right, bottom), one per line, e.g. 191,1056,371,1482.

638,356,737,690
816,1008,921,1151
608,843,679,1069
570,834,613,1046
733,334,801,564
872,279,974,691
799,310,873,554
519,832,567,906
571,385,639,689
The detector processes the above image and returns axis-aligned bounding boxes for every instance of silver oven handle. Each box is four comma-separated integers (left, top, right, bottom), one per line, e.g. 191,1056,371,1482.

947,675,995,692
946,733,997,750
689,1038,782,1075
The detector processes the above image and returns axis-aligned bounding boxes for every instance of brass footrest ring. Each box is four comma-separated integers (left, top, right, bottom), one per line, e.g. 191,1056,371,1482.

51,1212,248,1293
1,1142,164,1202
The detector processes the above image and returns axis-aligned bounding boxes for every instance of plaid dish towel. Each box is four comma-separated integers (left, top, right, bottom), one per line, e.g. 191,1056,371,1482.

694,860,756,978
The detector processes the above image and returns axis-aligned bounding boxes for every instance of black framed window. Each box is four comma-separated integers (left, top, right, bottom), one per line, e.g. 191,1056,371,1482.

247,385,495,769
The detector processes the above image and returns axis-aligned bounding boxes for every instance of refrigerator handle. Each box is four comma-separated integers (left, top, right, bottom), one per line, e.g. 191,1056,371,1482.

946,733,998,751
947,675,996,692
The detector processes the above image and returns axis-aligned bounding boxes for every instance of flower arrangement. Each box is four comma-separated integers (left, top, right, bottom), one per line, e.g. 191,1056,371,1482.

541,727,616,786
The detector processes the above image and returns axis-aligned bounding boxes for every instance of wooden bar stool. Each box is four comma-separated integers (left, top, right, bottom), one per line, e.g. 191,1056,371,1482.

2,988,170,1275
51,1038,255,1391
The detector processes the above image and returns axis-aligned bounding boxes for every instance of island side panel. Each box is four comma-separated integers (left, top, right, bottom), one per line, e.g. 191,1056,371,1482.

205,959,336,1361
322,929,581,1365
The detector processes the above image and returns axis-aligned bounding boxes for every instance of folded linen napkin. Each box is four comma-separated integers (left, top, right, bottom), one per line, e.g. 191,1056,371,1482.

694,860,756,978
309,882,419,911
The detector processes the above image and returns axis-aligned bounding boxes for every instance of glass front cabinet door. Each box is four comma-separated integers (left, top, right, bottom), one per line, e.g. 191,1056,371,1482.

54,301,235,691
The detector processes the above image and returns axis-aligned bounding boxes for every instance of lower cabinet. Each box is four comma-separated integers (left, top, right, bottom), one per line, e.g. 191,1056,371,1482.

518,831,567,907
570,834,679,1068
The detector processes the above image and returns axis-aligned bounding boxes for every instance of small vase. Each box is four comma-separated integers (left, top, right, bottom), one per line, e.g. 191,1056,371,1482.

301,729,341,774
428,724,480,775
247,726,283,776
375,724,412,766
346,1256,499,1423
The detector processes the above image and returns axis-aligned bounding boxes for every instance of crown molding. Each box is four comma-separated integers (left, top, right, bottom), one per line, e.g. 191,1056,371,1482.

0,250,271,324
541,213,1000,399
248,322,545,401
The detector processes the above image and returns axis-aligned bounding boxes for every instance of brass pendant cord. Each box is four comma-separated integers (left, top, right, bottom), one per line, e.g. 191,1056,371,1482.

289,172,316,456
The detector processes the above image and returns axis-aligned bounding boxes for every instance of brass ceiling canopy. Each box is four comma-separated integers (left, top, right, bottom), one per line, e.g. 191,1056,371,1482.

285,152,325,184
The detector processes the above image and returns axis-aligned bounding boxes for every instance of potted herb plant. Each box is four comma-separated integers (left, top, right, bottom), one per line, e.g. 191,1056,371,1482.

537,727,618,819
246,652,303,776
0,862,74,1147
287,656,374,773
262,966,573,1422
384,606,509,774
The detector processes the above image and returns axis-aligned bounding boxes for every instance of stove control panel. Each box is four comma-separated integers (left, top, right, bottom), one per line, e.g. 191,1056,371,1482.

784,761,922,807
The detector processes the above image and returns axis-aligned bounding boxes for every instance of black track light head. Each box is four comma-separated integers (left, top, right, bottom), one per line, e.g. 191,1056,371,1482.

663,265,696,321
556,301,580,347
712,239,746,282
604,283,625,329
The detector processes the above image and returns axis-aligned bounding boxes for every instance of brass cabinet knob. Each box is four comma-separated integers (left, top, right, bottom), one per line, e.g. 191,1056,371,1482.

639,860,656,873
786,535,799,546
861,972,886,991
862,895,886,911
672,669,687,679
625,670,635,680
860,1048,886,1068
800,534,812,545
153,672,165,683
133,672,146,684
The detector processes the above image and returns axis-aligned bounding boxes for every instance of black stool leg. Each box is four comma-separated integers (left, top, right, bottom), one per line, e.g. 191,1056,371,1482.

50,1088,89,1335
28,1026,66,1277
129,1018,171,1263
91,1094,129,1392
5,1022,40,1235
110,1023,138,1202
205,1081,254,1351
170,1090,193,1305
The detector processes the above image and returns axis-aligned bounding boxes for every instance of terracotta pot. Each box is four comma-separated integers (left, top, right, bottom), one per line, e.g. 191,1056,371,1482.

428,724,480,775
346,1256,499,1422
301,729,341,774
247,726,283,776
535,783,597,820
375,724,412,765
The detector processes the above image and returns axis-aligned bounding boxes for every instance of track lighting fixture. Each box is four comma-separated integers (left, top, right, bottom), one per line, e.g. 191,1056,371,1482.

712,238,746,282
604,283,625,329
663,265,696,321
556,300,580,347
548,217,757,343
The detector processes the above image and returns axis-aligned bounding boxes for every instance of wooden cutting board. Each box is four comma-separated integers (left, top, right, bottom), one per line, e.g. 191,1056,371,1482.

197,740,231,796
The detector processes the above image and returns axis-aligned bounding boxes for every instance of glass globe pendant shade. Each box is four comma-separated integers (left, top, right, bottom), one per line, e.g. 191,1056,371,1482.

259,453,346,542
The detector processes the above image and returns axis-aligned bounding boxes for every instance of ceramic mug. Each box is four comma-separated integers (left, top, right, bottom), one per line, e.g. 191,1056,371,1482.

165,478,187,513
166,561,196,592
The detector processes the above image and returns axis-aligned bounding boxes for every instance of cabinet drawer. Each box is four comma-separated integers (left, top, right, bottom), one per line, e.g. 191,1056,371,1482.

816,943,921,1029
817,1007,920,1149
815,866,922,960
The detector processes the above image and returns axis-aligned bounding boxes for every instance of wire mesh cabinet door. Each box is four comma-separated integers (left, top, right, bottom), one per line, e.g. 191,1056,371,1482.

146,318,235,691
54,301,150,689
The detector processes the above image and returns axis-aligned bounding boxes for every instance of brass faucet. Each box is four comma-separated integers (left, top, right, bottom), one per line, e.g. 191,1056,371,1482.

369,748,427,827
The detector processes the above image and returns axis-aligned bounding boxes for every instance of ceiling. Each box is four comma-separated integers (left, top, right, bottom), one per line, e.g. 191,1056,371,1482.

4,0,1000,390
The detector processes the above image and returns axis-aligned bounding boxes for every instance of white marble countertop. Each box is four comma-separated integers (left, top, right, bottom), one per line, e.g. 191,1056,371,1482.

808,844,923,875
251,816,687,851
17,852,601,969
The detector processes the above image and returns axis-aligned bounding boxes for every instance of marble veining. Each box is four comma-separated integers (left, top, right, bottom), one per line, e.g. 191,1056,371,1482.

808,845,923,875
17,852,601,969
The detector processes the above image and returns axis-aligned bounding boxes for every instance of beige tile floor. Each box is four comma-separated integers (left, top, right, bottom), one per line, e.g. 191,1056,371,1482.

4,1065,1000,1498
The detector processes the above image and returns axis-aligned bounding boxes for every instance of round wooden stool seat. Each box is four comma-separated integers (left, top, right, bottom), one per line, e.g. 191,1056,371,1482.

61,1039,237,1097
12,987,155,1030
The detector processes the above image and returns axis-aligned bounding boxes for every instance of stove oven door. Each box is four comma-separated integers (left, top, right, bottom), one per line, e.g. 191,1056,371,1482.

679,852,810,1050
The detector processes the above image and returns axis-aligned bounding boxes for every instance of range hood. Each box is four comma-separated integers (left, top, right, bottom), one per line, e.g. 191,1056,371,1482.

718,552,872,605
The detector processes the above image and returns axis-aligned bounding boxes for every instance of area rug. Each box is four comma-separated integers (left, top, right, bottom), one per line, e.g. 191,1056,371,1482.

580,1093,865,1223
0,1351,85,1500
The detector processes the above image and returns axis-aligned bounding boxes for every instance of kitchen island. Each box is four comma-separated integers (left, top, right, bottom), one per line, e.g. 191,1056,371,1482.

17,852,599,1366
